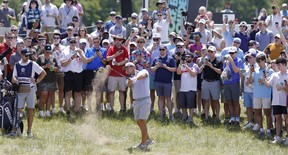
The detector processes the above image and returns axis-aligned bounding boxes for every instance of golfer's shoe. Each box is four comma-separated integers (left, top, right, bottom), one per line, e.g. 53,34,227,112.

134,143,147,151
145,139,155,147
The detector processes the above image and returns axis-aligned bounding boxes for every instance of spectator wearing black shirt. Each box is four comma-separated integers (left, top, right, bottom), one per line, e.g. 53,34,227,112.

198,46,223,120
249,18,260,40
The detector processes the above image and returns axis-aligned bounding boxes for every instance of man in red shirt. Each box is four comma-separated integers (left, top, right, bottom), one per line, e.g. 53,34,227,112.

106,35,129,112
0,32,16,81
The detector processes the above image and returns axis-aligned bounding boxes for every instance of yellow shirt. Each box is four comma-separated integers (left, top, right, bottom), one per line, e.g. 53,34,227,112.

267,43,284,60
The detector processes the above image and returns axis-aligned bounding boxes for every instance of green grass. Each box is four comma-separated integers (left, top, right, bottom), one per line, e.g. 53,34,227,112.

1,93,288,155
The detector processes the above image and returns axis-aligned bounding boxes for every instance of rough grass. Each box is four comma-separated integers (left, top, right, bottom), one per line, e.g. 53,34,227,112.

1,92,288,155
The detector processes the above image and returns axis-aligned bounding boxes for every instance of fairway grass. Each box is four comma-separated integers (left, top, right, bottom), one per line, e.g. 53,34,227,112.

1,94,288,155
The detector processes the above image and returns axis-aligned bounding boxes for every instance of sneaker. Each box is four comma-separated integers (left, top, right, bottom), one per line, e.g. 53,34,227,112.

106,103,112,111
134,143,147,151
46,111,51,117
252,124,260,131
228,120,235,125
100,103,105,111
39,111,44,118
243,122,254,129
169,115,175,121
266,131,273,139
6,132,16,138
59,107,65,114
186,117,194,123
271,137,282,144
27,132,33,138
145,139,155,147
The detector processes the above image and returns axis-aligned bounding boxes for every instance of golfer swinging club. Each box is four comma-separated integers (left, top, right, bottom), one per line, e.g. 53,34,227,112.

124,62,154,150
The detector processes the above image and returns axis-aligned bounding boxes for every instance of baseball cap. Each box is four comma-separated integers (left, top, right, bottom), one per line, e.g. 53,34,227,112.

130,42,137,46
169,32,176,37
208,46,216,52
275,34,281,39
228,46,238,53
67,26,74,30
21,48,31,56
239,21,247,27
110,11,116,15
79,38,87,44
131,13,138,18
44,44,52,51
176,42,184,46
116,15,122,19
282,3,287,7
199,19,206,24
233,38,241,44
159,44,167,50
102,39,110,44
152,33,161,38
123,62,135,70
141,8,148,13
245,49,257,58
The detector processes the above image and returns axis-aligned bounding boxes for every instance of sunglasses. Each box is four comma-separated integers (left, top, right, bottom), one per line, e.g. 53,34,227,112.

116,18,122,20
253,22,257,25
275,37,280,39
6,36,13,39
73,20,78,22
11,29,17,32
208,50,214,53
53,37,60,39
239,26,245,28
234,41,240,44
70,41,76,44
148,19,153,21
153,38,159,41
3,1,8,3
177,46,183,49
110,14,116,16
157,14,163,16
137,41,144,44
159,48,165,51
229,52,235,55
132,17,137,19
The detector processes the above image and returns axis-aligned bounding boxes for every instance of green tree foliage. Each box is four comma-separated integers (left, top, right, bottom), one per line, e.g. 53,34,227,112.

6,0,288,26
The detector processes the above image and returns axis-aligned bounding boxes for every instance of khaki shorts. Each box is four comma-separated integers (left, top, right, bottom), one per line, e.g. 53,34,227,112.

253,98,271,109
107,76,127,92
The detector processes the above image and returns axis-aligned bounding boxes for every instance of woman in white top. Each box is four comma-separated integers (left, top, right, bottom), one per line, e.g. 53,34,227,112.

211,27,225,58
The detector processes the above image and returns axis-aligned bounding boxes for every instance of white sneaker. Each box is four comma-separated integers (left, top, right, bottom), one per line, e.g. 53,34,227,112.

100,103,105,111
59,107,65,114
284,137,288,146
106,103,112,111
252,123,260,131
271,136,282,144
39,111,44,117
46,111,51,117
243,122,254,129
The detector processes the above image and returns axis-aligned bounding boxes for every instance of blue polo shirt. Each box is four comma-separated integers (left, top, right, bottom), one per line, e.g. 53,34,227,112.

235,32,250,53
223,57,243,85
85,47,107,70
104,20,115,31
223,29,234,47
252,67,273,98
152,55,176,84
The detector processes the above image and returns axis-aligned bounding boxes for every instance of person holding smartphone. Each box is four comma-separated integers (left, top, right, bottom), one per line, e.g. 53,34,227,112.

26,0,42,36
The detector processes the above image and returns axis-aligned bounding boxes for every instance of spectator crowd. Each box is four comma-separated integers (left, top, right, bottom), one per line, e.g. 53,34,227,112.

1,0,288,145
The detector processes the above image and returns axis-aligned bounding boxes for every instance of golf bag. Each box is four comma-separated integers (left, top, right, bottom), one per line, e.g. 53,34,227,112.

0,79,23,134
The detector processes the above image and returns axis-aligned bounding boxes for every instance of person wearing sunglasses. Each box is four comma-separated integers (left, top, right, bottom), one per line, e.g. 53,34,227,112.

176,52,198,123
263,34,284,60
60,26,75,46
11,48,47,138
222,46,243,126
247,52,273,137
104,11,116,32
249,18,260,40
220,38,245,62
151,45,176,121
266,0,282,35
255,21,275,51
126,13,139,39
0,0,16,35
234,21,250,53
60,37,97,117
153,4,171,43
109,15,127,39
198,46,223,121
51,29,66,114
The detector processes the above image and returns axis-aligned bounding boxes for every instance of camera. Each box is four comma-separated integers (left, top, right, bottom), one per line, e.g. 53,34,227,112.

181,11,187,16
223,54,230,60
275,22,279,25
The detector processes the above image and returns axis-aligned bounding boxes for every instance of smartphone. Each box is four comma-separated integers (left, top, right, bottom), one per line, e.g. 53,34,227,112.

275,22,279,25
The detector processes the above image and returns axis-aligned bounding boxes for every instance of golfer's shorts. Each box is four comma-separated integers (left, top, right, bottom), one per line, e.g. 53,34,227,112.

133,97,151,120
